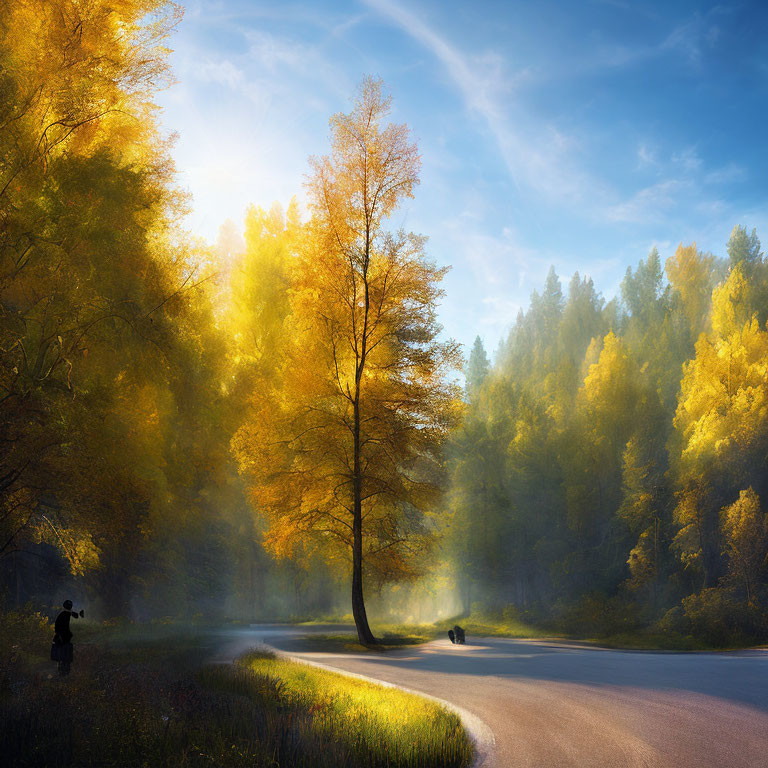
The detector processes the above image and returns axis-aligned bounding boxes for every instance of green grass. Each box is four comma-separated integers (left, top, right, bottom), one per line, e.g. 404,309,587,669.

300,613,544,653
222,651,473,768
574,631,720,651
301,626,438,652
299,612,730,653
0,611,473,768
433,613,543,639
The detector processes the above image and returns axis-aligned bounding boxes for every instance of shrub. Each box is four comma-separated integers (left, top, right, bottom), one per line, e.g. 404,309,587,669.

656,605,689,635
681,587,766,646
557,593,642,637
0,607,51,693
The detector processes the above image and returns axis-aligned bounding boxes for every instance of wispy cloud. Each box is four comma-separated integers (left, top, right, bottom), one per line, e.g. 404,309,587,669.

363,0,731,229
438,209,565,342
659,13,722,65
605,179,688,223
636,143,658,169
704,163,746,186
555,5,727,79
671,146,702,173
183,26,353,107
157,0,762,358
363,0,606,208
361,0,753,288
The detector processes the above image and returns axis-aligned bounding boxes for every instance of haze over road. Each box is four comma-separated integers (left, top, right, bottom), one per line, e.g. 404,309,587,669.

213,625,768,768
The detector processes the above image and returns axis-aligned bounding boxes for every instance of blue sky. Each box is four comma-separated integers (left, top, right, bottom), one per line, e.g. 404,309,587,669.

157,0,768,356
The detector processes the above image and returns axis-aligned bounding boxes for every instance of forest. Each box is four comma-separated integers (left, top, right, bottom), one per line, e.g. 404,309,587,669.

3,0,768,650
450,229,768,645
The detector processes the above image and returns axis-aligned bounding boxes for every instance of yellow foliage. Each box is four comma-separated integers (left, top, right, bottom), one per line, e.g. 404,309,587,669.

721,488,768,604
580,331,641,453
675,271,768,474
665,242,716,339
224,201,299,373
710,265,754,337
231,79,461,599
671,485,704,569
627,527,655,583
670,263,768,590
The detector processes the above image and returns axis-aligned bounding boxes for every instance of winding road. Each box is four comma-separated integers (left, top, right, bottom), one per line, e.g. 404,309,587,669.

211,624,768,768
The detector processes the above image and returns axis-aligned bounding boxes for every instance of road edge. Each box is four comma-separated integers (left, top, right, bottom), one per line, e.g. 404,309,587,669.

262,642,496,768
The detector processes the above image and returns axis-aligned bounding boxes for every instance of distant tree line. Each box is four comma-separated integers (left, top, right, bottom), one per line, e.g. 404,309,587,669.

448,228,768,645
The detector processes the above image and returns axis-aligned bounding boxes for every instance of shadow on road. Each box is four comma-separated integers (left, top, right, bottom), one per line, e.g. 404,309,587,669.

212,624,768,714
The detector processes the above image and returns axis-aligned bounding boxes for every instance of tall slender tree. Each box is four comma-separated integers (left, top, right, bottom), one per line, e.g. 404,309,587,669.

233,78,460,643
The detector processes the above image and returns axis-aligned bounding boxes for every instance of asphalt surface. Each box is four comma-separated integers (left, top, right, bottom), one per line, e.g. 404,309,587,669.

211,624,768,768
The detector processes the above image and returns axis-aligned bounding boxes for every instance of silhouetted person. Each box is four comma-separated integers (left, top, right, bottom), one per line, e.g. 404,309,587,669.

448,628,456,644
52,600,83,675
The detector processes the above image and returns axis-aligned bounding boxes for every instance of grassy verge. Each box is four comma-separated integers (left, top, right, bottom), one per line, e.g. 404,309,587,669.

433,615,711,651
433,614,543,639
569,631,717,651
300,626,439,652
218,651,473,768
301,613,546,653
0,611,472,767
300,613,730,653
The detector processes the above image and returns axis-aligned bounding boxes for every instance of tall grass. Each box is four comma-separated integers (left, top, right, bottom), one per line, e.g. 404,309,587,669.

0,613,472,767
223,651,473,768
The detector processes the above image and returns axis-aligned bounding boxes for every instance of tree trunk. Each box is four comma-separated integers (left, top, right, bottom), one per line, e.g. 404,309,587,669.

351,398,376,645
352,508,375,644
349,221,376,646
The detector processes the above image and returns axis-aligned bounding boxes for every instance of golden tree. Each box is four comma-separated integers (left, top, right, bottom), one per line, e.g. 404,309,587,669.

665,243,717,341
671,265,768,588
721,488,768,606
233,78,461,643
0,0,187,576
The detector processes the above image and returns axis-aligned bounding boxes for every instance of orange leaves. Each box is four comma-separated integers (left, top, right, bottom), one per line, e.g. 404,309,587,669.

307,77,420,255
231,79,460,590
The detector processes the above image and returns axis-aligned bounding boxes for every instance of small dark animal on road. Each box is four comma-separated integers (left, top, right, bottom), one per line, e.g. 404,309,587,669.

448,629,455,643
51,600,84,676
453,625,466,644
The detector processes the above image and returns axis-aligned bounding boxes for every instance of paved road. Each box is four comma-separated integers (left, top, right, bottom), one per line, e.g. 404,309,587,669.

211,624,768,768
